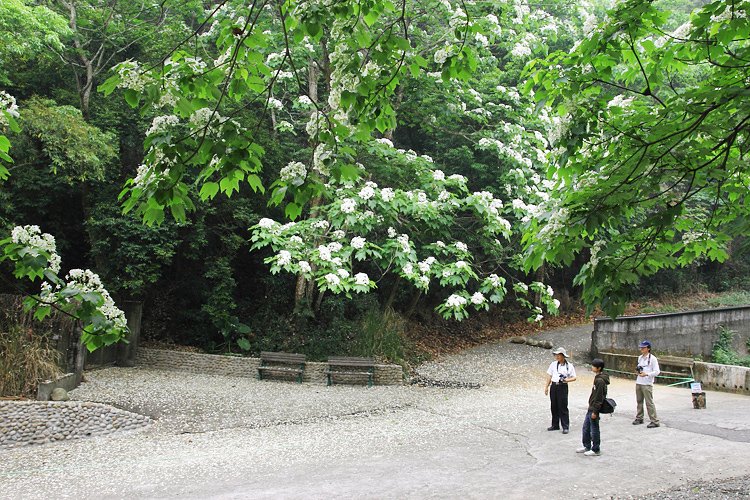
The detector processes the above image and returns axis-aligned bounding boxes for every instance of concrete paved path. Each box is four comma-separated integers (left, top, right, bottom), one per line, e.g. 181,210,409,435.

2,324,749,499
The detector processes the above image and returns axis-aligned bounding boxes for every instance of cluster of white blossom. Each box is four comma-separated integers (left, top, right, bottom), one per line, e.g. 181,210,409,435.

434,46,452,65
7,225,126,332
59,269,127,329
146,115,180,136
132,161,171,190
589,240,606,269
276,120,294,133
10,225,61,274
511,37,533,59
189,107,220,129
115,60,154,92
0,91,19,127
512,0,531,24
266,52,285,67
536,203,570,241
681,230,708,245
607,94,635,109
280,161,307,184
445,293,468,309
268,97,284,110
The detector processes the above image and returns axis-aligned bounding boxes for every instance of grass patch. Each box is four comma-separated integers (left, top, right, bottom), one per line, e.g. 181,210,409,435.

640,304,680,314
626,289,750,315
705,290,750,308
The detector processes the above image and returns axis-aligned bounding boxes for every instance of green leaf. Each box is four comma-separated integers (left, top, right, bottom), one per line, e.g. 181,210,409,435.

339,163,361,181
285,202,302,220
247,174,264,193
124,89,139,108
200,182,220,200
236,337,252,351
97,74,121,96
305,22,320,37
169,202,186,221
364,9,379,26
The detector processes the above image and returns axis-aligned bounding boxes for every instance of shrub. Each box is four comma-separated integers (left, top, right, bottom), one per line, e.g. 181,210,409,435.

0,325,62,397
712,327,750,368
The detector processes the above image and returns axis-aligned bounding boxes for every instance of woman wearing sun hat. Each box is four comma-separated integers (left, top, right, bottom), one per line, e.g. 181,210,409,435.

544,347,577,433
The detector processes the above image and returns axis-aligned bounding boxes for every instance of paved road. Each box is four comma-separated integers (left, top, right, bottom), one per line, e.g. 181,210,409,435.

2,324,749,499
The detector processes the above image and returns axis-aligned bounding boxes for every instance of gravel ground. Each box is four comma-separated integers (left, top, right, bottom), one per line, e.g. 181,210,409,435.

2,323,749,499
615,475,750,499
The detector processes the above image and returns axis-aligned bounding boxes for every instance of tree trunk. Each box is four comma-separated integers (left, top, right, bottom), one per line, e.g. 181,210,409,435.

292,51,328,311
383,277,401,311
405,290,421,319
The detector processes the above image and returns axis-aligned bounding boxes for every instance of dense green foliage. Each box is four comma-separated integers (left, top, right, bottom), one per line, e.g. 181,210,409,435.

1,0,749,360
525,0,750,316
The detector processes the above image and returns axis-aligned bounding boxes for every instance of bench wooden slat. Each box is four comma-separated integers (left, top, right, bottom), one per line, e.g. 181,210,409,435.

328,356,375,367
659,356,695,368
324,369,373,376
260,351,306,363
258,366,303,373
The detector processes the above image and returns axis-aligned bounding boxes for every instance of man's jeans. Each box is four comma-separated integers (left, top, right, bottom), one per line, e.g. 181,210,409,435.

582,410,600,453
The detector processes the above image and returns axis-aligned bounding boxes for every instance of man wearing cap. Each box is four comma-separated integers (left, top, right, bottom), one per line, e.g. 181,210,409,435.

633,340,661,428
545,347,577,434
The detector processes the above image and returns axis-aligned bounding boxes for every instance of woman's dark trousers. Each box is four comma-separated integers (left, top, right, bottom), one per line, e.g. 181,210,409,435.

550,383,569,430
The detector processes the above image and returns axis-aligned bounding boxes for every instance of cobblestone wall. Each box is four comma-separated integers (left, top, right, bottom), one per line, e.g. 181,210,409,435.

0,401,151,449
137,349,260,378
136,348,404,385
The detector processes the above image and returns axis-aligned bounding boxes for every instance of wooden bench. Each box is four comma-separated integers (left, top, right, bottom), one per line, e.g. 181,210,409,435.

656,356,695,387
601,352,695,387
257,351,306,384
325,356,376,387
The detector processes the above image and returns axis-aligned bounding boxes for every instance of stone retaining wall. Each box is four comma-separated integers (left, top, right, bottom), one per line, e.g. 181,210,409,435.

592,306,750,359
136,348,404,385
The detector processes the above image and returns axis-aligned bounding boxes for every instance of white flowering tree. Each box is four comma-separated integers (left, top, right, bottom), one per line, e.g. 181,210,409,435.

1,225,128,351
251,139,560,320
523,0,750,316
97,0,580,323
